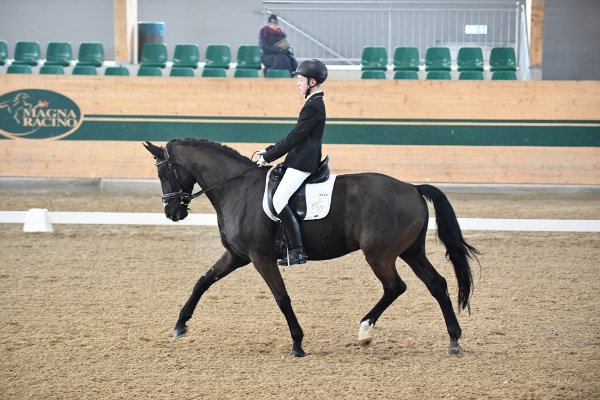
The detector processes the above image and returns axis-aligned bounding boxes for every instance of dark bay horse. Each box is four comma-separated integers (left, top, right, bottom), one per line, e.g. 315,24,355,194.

144,138,479,357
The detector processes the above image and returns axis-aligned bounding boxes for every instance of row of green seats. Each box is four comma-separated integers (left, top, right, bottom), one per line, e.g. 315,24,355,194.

137,67,289,77
0,41,263,71
141,43,262,70
362,46,517,72
361,70,517,80
4,64,516,79
3,64,293,78
4,65,107,75
0,40,105,67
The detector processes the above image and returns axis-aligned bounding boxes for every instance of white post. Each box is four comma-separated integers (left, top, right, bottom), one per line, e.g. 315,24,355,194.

23,208,54,233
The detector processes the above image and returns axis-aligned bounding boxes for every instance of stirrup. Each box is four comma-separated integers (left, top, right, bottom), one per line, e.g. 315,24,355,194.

277,249,307,267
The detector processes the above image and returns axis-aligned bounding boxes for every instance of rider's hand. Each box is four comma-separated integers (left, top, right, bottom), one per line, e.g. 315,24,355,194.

256,155,267,167
257,149,267,156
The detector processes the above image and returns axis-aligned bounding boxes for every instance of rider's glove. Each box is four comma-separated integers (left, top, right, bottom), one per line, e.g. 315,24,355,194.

257,149,267,156
256,155,267,167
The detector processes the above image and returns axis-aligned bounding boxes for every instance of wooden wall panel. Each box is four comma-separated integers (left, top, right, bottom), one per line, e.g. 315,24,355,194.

1,141,598,184
1,76,599,184
2,76,599,120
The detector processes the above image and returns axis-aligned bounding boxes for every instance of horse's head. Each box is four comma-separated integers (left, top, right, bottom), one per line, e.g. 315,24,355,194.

144,141,195,222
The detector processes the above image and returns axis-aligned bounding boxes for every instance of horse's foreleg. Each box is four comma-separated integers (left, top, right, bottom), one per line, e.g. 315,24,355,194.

401,249,463,355
174,250,249,338
253,257,305,357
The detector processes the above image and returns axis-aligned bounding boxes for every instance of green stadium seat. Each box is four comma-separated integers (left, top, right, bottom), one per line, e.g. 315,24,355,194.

490,47,517,71
361,46,388,71
77,42,104,67
137,67,162,76
7,65,32,74
39,65,65,75
457,47,483,71
393,47,419,71
173,44,200,69
491,71,517,80
361,70,386,79
234,69,259,78
265,69,291,78
458,71,484,80
236,45,261,69
393,71,418,80
204,44,231,69
425,47,451,71
140,43,168,68
426,71,451,80
12,41,41,66
105,66,130,76
72,65,97,75
169,67,195,77
201,68,227,78
0,41,9,66
44,42,72,66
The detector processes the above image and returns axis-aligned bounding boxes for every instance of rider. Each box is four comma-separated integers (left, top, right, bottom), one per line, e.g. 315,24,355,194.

256,59,328,266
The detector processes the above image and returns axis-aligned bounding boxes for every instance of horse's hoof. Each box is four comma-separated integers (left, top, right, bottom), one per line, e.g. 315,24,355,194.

289,342,305,357
288,348,306,357
173,325,189,339
358,320,374,348
448,340,463,356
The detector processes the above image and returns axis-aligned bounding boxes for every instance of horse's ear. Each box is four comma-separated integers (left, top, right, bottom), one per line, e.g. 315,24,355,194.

143,141,163,159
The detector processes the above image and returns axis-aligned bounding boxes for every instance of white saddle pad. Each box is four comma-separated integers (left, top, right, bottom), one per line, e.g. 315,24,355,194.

262,166,336,221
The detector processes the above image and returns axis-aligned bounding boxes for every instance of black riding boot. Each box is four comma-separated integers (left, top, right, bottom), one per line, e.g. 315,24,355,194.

277,205,307,266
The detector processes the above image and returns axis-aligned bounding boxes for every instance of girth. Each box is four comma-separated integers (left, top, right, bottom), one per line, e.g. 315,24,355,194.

267,156,330,219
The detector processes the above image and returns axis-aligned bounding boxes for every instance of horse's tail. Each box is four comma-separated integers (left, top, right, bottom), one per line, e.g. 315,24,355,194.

417,184,480,312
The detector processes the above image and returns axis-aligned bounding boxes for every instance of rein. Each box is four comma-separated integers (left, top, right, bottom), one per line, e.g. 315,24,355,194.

158,144,257,205
188,165,257,200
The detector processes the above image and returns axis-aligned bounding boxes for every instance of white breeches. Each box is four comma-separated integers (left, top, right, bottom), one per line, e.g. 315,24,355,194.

273,167,311,214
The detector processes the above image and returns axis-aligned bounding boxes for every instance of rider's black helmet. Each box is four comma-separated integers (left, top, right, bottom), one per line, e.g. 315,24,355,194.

293,59,328,84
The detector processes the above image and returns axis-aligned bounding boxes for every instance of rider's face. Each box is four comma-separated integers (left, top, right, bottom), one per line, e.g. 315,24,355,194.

297,75,309,94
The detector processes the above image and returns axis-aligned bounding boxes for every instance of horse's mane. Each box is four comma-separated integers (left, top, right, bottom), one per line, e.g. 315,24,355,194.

169,138,254,166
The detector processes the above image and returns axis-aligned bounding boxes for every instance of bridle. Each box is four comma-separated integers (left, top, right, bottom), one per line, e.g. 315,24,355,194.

156,144,257,206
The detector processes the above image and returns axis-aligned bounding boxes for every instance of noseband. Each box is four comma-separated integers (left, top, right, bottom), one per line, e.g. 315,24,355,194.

156,145,193,206
156,144,257,206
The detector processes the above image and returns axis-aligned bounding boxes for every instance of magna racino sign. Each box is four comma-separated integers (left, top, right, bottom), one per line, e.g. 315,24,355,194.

0,89,82,139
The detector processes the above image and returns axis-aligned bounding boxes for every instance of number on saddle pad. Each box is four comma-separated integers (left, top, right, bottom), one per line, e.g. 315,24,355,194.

263,156,335,221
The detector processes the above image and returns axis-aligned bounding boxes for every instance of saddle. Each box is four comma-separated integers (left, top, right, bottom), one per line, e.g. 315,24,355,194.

266,156,331,220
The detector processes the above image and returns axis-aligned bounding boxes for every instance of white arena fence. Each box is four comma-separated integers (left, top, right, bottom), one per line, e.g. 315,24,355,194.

0,209,599,233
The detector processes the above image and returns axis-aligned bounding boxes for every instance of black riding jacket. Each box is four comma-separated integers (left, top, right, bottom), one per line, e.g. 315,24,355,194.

263,92,325,173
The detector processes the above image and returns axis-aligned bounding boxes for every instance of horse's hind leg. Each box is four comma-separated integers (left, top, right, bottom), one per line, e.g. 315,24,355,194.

358,252,407,347
400,244,463,355
174,250,249,338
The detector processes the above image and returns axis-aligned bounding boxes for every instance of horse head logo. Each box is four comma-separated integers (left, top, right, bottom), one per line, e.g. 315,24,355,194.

0,92,33,124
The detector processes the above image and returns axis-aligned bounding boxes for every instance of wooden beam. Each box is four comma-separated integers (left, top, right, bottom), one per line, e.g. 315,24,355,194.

113,0,138,63
529,0,544,67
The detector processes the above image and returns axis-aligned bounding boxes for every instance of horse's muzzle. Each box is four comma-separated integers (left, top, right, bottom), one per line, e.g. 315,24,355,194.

165,203,189,222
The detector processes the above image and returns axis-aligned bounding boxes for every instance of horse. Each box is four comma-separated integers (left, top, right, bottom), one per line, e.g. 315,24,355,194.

144,138,479,357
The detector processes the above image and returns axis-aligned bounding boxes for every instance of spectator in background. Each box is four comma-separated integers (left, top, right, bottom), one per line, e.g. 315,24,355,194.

259,14,298,75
